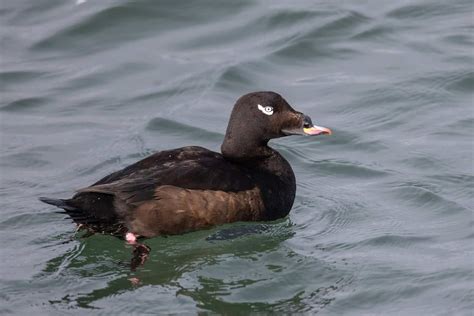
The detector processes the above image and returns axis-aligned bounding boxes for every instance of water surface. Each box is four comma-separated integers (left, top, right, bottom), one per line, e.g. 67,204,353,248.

1,0,473,314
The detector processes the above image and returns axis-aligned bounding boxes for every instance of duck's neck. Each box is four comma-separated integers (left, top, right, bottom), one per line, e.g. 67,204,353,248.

221,141,296,220
221,132,271,160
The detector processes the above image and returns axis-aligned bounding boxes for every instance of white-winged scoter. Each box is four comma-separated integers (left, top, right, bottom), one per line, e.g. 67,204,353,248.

40,91,331,268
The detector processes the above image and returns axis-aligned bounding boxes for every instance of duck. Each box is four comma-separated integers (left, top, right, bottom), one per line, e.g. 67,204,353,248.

40,91,331,268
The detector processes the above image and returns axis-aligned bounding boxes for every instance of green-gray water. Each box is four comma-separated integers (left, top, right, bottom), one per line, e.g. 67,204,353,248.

1,0,473,314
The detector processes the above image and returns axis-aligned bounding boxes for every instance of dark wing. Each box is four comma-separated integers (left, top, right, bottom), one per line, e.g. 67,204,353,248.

65,146,256,229
81,146,255,203
93,146,220,185
43,146,259,235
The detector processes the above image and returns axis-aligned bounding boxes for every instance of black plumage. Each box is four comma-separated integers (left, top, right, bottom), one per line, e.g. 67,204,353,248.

40,91,331,238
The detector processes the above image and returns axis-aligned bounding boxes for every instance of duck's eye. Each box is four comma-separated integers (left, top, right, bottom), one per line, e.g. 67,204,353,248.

257,104,273,115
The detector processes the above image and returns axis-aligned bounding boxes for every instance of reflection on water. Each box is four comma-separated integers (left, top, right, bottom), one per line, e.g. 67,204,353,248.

39,221,353,313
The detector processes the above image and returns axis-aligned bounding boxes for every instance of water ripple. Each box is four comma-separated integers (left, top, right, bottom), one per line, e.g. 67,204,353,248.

1,0,473,314
386,2,466,20
1,96,50,112
387,181,469,214
146,117,223,140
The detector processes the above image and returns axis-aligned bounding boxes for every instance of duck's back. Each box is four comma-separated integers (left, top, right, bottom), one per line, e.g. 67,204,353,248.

92,146,247,188
64,146,266,236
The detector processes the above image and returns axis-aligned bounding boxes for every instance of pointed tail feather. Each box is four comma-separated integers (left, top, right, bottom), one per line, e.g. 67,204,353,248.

39,197,76,211
40,194,119,231
39,196,101,225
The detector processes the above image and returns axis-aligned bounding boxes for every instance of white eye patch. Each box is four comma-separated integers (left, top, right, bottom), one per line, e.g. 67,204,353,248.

257,104,273,116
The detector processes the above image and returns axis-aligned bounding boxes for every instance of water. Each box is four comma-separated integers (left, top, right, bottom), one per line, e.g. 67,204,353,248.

1,0,473,314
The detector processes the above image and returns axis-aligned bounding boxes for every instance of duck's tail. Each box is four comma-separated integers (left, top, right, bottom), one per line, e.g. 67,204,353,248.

39,195,108,227
39,196,101,237
39,196,77,212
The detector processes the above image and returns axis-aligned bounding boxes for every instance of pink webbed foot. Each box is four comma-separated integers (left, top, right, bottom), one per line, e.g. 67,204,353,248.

125,232,150,271
125,232,137,244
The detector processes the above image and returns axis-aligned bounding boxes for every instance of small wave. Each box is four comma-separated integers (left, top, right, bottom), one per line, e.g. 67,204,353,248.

265,8,325,29
442,33,473,47
214,64,258,92
444,70,474,93
73,156,122,178
323,234,433,252
309,159,390,179
0,70,46,86
269,10,369,61
430,117,474,139
404,69,474,95
359,234,432,248
31,4,158,53
146,117,223,140
400,154,448,171
428,173,474,186
291,191,369,244
386,2,464,20
351,25,394,41
388,181,468,214
0,151,50,168
128,68,220,112
1,97,50,112
305,10,371,39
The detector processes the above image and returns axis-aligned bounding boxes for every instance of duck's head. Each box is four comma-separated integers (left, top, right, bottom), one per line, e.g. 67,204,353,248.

221,91,331,159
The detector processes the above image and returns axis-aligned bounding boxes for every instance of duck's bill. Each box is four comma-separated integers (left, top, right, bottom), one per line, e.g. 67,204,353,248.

303,125,332,136
282,125,332,136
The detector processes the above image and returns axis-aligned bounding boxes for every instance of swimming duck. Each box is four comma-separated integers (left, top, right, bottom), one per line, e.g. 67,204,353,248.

40,91,331,267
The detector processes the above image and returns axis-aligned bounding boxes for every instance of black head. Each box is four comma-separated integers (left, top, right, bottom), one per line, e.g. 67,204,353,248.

221,91,331,159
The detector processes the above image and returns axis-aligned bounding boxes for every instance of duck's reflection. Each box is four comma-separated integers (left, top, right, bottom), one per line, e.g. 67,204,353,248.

41,220,352,313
